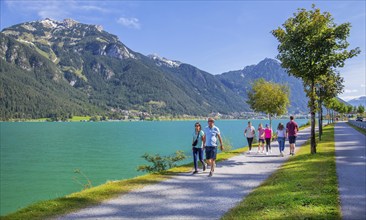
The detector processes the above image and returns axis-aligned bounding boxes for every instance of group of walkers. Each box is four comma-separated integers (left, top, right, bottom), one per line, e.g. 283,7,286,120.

244,116,299,156
191,116,298,176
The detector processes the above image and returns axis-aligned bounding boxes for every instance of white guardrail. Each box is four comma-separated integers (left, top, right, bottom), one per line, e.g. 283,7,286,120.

348,120,366,130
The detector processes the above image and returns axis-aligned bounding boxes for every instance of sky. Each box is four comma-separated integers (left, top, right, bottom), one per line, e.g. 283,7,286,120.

1,0,365,101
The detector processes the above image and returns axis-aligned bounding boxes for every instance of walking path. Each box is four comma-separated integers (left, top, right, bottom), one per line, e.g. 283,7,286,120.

57,127,311,220
335,122,366,220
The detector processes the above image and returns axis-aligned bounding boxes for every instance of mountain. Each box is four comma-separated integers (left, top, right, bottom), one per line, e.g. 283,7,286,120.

1,18,308,120
347,96,366,107
216,58,308,113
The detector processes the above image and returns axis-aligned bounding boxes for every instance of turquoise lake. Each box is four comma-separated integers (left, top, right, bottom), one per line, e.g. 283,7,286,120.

0,119,308,215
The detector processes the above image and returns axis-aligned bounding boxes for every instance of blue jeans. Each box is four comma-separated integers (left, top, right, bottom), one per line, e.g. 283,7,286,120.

278,137,285,152
193,148,204,171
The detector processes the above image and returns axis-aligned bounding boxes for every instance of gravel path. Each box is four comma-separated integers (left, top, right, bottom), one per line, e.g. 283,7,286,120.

335,122,366,220
57,127,311,220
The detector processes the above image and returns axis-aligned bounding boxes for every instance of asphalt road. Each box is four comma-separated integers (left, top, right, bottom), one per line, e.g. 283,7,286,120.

335,122,366,220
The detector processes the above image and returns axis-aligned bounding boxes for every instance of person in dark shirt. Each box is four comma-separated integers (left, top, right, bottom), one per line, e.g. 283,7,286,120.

286,116,299,156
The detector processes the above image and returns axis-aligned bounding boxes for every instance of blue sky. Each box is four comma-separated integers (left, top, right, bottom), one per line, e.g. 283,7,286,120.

1,0,365,101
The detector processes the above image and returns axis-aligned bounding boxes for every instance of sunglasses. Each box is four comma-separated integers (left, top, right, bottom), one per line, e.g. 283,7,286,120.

195,125,200,127
208,120,214,122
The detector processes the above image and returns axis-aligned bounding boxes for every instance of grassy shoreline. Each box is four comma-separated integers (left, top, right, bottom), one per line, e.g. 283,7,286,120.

222,124,341,219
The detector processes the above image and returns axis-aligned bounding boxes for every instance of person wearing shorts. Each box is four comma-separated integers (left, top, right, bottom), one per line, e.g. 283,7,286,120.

204,118,223,177
257,123,265,154
286,116,299,156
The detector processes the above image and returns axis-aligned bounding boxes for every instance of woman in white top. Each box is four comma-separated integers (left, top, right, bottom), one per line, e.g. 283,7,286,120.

276,123,286,157
244,121,256,154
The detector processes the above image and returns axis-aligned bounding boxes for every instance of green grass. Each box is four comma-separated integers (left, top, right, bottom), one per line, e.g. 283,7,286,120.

1,147,246,220
69,116,91,122
347,122,366,136
221,124,341,220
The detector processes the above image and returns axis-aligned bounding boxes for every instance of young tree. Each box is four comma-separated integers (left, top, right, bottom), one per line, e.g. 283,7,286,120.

357,105,365,115
317,72,344,140
247,78,290,128
272,5,360,154
347,105,354,114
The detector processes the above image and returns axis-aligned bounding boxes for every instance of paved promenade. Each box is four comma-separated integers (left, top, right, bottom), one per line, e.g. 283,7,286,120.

57,127,311,220
335,122,366,220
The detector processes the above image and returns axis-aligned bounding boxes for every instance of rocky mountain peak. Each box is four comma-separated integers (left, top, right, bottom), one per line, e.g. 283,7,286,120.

62,18,79,28
148,54,181,68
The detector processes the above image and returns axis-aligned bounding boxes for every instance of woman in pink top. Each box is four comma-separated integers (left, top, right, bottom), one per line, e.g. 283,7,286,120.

264,124,272,155
257,123,265,154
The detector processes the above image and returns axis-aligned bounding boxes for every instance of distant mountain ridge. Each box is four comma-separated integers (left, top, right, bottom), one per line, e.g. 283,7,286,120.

347,96,366,107
1,18,309,119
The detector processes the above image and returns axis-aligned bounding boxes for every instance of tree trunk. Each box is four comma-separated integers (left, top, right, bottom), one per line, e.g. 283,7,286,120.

318,100,323,141
310,82,317,154
269,114,272,131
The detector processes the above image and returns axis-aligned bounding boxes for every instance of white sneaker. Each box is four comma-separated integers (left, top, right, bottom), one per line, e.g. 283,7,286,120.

266,152,269,155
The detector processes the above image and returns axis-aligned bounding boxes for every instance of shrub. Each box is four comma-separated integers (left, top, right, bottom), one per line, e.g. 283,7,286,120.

137,150,187,173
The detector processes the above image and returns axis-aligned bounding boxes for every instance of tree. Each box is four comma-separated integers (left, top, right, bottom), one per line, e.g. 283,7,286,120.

247,78,290,128
347,105,353,114
357,105,365,115
272,5,360,154
316,72,344,140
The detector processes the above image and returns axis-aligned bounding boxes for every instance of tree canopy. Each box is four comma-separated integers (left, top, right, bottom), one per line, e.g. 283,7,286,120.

247,78,290,127
272,5,360,154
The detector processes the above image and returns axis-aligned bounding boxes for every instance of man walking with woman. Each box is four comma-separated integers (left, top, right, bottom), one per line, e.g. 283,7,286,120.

204,118,223,177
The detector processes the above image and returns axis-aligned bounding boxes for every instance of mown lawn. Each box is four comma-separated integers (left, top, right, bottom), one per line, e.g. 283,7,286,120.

221,124,341,220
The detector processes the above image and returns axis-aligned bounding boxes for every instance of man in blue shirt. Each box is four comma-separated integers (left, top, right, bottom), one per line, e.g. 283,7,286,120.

204,118,223,177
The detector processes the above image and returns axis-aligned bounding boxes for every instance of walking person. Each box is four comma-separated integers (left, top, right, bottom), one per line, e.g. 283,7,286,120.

264,124,272,155
276,123,286,157
286,116,299,155
192,122,206,174
244,121,255,154
204,118,223,177
257,123,265,154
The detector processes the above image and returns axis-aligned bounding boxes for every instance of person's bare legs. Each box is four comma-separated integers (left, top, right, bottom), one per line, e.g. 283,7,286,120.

290,143,295,154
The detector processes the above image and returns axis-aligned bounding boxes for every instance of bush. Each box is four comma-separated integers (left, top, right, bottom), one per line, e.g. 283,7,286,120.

137,150,187,173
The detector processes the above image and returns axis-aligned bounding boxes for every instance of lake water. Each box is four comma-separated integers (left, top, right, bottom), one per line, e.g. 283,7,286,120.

0,119,308,215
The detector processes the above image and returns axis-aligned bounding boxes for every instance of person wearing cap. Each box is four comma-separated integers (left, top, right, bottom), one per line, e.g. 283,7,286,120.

203,117,223,177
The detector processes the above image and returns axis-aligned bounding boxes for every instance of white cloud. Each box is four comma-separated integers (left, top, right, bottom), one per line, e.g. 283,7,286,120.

4,0,109,20
344,89,358,93
117,17,140,29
